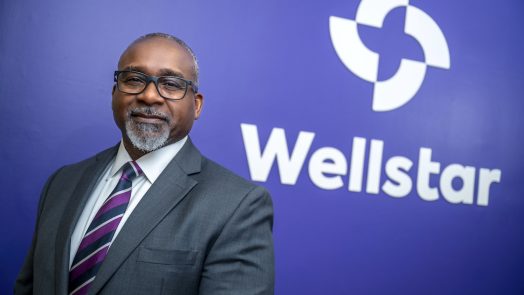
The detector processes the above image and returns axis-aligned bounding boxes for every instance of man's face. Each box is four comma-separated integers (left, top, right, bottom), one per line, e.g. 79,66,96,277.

112,37,203,156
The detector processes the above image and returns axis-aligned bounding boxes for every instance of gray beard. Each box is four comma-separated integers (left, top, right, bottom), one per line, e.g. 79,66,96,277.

125,107,170,153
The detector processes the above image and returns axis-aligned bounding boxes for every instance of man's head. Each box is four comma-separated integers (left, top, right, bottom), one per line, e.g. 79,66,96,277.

112,33,204,159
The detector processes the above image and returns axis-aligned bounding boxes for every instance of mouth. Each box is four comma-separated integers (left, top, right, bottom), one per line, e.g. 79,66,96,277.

130,110,168,124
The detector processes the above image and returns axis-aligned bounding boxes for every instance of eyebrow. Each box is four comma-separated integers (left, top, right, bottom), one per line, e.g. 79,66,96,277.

123,66,186,79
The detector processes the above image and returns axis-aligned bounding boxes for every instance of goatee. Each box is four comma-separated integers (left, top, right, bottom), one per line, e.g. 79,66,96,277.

125,107,170,153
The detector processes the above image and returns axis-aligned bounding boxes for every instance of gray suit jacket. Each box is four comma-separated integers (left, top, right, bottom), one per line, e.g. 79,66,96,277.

15,139,274,294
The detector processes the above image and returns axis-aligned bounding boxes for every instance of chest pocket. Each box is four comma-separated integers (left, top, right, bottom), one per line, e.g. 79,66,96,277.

137,247,198,265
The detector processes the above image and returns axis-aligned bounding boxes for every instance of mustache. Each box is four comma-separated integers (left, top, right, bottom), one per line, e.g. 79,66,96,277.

128,107,170,123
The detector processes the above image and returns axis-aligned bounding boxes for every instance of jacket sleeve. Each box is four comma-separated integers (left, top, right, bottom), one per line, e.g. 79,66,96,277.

14,168,62,295
199,186,275,295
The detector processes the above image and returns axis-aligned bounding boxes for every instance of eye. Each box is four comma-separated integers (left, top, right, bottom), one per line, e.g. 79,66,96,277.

160,78,186,91
124,77,145,86
119,73,146,86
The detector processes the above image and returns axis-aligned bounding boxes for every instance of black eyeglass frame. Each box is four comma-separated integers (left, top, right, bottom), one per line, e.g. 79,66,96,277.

114,70,198,100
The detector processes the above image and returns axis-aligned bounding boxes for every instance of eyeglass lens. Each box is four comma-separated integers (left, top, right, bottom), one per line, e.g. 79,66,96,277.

117,71,188,100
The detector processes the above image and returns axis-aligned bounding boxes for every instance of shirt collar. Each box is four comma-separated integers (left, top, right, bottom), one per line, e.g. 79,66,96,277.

111,136,188,183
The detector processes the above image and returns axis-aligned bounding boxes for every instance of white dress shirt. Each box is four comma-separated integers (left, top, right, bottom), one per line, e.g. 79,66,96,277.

69,136,188,268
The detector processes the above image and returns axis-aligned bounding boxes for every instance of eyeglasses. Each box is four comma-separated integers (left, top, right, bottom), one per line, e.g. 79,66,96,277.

114,70,198,100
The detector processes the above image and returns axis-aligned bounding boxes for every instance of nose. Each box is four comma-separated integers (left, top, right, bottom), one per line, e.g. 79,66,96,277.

136,81,164,105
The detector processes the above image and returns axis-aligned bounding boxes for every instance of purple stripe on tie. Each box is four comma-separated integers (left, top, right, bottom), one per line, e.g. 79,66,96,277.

71,279,94,295
78,217,122,250
99,187,131,207
130,161,143,175
93,191,131,219
70,245,110,280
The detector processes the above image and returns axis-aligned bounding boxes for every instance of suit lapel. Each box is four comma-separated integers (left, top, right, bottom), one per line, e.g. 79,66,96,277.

89,139,202,295
54,146,118,295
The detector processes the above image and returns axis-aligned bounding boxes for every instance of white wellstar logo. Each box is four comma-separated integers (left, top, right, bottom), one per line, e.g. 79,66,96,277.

239,1,502,207
329,0,451,111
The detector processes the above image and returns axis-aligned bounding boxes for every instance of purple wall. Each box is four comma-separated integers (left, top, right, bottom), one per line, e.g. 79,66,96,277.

1,0,523,294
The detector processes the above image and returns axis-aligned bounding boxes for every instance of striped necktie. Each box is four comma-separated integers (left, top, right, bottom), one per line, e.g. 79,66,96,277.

68,161,143,295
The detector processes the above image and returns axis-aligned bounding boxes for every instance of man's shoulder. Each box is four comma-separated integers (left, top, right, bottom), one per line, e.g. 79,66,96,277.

188,155,272,226
54,145,118,176
198,156,263,193
190,154,271,209
177,139,268,197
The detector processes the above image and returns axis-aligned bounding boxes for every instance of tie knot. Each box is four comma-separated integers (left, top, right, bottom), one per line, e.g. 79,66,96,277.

120,161,143,182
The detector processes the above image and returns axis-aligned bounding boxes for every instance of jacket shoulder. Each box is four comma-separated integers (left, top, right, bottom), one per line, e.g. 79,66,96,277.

197,156,265,194
44,145,118,192
53,145,117,175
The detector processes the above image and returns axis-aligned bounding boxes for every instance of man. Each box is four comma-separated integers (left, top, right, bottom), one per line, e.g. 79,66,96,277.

14,33,274,295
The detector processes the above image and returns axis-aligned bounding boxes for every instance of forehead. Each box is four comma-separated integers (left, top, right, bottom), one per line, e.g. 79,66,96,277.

118,37,194,78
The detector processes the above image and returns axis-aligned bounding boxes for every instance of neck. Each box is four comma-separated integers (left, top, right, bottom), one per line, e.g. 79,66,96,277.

121,137,180,160
122,139,147,160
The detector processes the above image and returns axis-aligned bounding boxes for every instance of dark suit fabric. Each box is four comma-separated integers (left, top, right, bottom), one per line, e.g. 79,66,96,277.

15,139,274,295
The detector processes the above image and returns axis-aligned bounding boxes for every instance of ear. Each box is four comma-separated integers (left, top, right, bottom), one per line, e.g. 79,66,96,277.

194,92,204,120
112,84,117,94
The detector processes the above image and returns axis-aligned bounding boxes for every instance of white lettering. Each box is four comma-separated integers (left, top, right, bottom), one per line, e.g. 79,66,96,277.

440,164,476,204
348,137,367,192
382,156,413,198
417,148,440,201
366,140,384,194
308,147,347,190
477,168,502,206
240,123,314,185
241,124,502,206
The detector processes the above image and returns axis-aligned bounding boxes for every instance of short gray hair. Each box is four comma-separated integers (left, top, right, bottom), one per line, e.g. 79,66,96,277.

130,32,200,88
